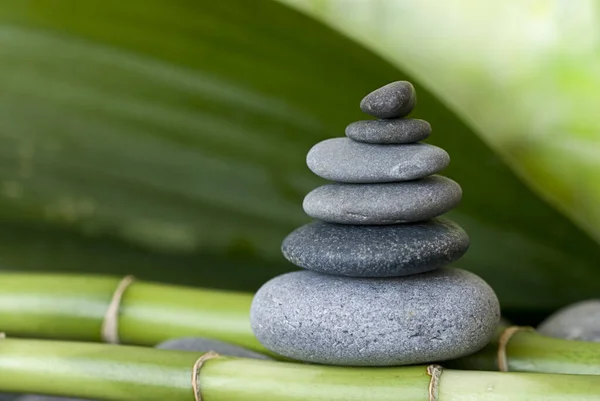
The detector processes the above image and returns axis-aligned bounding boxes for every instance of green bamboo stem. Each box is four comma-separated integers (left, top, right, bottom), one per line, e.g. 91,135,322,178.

1,337,599,401
0,273,265,353
450,323,600,374
2,273,600,375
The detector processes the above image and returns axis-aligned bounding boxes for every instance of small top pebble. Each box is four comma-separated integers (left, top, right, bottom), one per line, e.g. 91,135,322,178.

359,81,416,119
537,300,600,342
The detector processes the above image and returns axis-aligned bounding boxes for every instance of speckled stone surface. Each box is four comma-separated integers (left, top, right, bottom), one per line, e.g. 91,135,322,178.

307,138,449,183
282,219,468,277
538,300,600,342
359,81,416,119
251,268,500,366
303,175,461,224
156,336,271,359
346,119,431,144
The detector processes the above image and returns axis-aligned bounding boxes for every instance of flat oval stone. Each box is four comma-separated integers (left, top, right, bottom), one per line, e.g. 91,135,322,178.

303,175,461,224
538,300,600,342
360,81,416,118
157,336,271,359
307,138,449,183
282,219,469,277
346,119,431,144
251,268,500,366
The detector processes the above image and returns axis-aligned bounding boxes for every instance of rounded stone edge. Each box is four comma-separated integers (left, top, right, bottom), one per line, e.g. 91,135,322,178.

306,139,451,183
345,119,431,144
281,219,470,277
250,268,500,366
537,299,600,342
301,177,462,225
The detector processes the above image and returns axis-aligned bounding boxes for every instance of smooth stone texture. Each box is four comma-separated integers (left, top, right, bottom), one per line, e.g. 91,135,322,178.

157,336,271,359
1,395,21,401
538,300,600,342
346,119,431,144
282,219,469,277
360,81,416,118
303,175,461,224
307,138,449,183
251,268,500,366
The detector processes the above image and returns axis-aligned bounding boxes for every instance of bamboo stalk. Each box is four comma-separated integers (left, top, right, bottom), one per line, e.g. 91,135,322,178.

0,273,266,353
450,323,600,375
1,273,600,375
0,337,599,401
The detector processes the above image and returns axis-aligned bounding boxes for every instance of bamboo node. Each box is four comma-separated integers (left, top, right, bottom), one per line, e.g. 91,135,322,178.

192,351,220,401
497,325,535,372
101,275,135,344
426,364,443,401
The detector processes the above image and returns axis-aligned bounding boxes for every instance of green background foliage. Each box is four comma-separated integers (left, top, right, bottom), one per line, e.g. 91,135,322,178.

0,0,598,313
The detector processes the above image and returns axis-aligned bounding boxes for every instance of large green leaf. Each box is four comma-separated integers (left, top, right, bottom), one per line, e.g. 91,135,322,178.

0,0,598,311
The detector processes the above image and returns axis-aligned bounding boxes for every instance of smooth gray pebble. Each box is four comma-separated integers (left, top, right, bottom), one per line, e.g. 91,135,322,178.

303,175,461,224
359,81,416,118
538,300,600,342
307,138,449,183
346,118,431,144
282,218,469,277
251,268,500,366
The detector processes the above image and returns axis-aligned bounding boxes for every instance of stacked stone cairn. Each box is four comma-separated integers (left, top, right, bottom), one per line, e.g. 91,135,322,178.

251,81,500,366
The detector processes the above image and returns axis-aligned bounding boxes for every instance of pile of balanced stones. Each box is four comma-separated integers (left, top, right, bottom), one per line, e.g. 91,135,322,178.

251,81,501,366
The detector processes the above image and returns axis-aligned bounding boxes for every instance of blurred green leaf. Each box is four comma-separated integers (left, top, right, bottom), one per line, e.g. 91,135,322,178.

0,0,598,311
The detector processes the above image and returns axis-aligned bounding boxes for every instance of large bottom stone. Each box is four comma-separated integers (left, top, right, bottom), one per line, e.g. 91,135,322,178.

282,219,469,277
251,268,500,366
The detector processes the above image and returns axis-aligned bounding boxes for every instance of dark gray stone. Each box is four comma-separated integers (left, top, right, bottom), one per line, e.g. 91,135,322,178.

156,336,271,359
303,175,461,224
282,219,469,277
360,81,416,118
346,119,431,144
250,268,500,366
306,138,449,183
538,300,600,342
